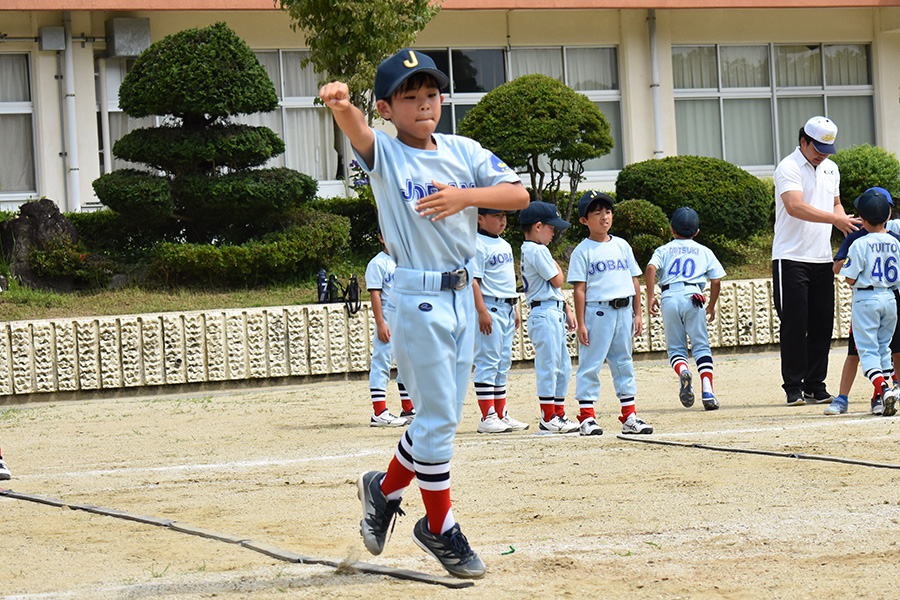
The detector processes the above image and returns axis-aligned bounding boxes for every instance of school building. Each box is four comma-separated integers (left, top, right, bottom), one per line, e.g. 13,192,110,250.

1,0,899,213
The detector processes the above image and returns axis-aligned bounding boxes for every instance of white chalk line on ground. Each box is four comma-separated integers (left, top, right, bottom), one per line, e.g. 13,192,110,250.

12,449,381,480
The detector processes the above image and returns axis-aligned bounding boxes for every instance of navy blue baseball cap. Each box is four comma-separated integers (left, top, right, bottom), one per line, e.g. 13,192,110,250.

519,201,570,229
855,187,892,224
671,206,700,237
478,208,507,215
577,191,615,219
374,49,449,101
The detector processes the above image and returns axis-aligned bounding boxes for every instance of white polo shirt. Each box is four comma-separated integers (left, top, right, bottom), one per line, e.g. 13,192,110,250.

772,146,841,263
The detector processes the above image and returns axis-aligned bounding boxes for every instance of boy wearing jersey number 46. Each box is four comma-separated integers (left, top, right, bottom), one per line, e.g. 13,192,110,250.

568,191,653,436
645,207,726,411
320,49,528,579
839,187,900,417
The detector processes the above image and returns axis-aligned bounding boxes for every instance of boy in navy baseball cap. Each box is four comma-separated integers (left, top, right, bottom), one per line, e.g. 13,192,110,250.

320,49,528,579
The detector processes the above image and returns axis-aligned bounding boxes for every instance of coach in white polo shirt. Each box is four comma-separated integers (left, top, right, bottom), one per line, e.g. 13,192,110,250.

773,116,861,407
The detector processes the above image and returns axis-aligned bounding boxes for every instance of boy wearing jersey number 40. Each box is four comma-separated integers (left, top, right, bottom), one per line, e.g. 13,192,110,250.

568,191,653,436
839,187,900,417
320,49,528,579
645,207,726,411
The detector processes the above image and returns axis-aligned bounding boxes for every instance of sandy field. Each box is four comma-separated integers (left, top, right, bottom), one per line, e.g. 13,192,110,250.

2,348,900,600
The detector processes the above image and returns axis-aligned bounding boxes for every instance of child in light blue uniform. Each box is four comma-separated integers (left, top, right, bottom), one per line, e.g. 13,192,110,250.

472,208,528,434
320,49,528,579
645,207,726,411
365,234,415,427
567,191,652,435
839,187,900,417
520,201,579,434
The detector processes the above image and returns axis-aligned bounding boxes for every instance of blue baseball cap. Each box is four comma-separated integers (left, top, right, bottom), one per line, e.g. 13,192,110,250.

577,191,614,219
519,201,570,229
478,208,507,215
671,206,700,237
855,187,892,224
374,49,449,101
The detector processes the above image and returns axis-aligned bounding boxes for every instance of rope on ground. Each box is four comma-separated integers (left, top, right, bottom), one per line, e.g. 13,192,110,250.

0,488,474,589
615,435,900,470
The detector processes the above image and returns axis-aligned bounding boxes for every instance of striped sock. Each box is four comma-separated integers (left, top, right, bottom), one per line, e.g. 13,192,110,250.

416,460,453,534
539,397,555,421
493,385,507,417
475,382,495,419
381,431,415,500
697,355,714,393
370,388,387,416
618,396,636,423
398,383,414,413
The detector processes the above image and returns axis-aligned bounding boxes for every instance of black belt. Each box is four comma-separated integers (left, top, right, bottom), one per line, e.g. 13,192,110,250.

660,284,670,291
660,283,698,292
590,298,631,309
486,296,517,305
440,268,468,290
858,286,874,290
531,300,563,309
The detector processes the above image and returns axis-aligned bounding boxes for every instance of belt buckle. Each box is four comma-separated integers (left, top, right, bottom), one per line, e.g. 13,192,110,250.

449,268,467,290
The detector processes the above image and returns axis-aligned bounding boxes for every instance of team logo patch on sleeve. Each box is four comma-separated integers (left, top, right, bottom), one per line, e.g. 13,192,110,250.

843,257,852,269
490,154,512,173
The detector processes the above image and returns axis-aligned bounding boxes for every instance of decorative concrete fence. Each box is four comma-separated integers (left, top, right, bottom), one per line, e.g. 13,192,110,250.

0,278,853,400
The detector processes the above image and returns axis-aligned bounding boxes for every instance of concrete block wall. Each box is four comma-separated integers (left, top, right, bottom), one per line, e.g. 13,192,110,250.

0,278,852,399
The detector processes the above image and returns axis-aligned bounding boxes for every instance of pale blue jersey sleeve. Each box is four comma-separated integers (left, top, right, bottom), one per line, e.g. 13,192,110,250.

566,242,589,283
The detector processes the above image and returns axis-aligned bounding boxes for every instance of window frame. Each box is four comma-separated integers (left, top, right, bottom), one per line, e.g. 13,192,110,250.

0,52,39,204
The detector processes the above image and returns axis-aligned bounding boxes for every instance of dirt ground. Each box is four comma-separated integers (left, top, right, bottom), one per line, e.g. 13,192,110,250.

2,348,900,600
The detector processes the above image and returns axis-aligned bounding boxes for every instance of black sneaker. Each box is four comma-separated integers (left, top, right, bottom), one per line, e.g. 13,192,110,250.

786,391,804,406
399,408,416,425
679,370,694,407
803,390,833,405
412,516,486,579
357,471,404,556
0,458,10,481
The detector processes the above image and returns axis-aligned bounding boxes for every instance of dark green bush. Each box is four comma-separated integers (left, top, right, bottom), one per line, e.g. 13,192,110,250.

311,193,379,258
175,168,318,244
113,124,285,173
92,170,173,227
118,22,278,122
28,235,115,289
833,144,900,210
149,209,350,287
609,199,669,242
615,156,770,241
630,233,666,270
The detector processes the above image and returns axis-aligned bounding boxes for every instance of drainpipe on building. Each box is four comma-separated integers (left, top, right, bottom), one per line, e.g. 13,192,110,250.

97,57,112,176
648,9,664,159
62,12,81,212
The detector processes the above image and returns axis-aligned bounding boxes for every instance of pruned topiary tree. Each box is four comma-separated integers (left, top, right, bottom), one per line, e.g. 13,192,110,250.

833,144,900,211
457,74,613,211
92,22,318,246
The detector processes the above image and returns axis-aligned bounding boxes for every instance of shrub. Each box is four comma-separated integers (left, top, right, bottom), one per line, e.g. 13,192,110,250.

609,199,669,242
148,209,350,287
28,235,114,289
630,233,666,270
92,170,173,227
833,144,900,210
615,156,770,242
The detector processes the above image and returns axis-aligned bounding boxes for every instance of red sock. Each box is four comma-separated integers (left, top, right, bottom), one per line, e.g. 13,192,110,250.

673,360,688,375
494,397,507,417
873,376,888,393
579,406,596,422
477,399,495,419
401,399,414,413
540,399,555,421
381,455,415,498
555,402,565,418
619,399,636,423
372,400,387,415
701,372,714,393
417,462,452,534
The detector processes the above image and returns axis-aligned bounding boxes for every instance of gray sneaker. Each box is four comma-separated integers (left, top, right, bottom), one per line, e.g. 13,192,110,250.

0,458,9,481
412,516,486,579
679,370,694,407
882,385,898,417
357,471,404,555
871,396,885,416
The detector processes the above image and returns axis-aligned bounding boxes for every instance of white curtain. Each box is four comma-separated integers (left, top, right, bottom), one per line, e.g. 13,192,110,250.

567,48,617,91
720,46,768,88
776,97,823,159
283,108,336,180
827,96,875,149
0,54,35,192
776,45,822,87
675,99,722,158
825,45,870,86
672,46,717,89
724,98,773,166
509,48,563,82
282,51,318,97
254,51,283,99
583,101,622,171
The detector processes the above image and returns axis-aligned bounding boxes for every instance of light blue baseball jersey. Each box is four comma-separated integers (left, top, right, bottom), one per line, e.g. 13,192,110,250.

355,130,520,272
841,232,900,290
521,241,564,304
648,239,726,290
473,232,517,298
364,251,397,309
566,236,641,300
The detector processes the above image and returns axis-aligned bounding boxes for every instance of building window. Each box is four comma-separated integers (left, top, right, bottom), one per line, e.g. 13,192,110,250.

0,53,37,198
673,43,874,169
424,46,623,172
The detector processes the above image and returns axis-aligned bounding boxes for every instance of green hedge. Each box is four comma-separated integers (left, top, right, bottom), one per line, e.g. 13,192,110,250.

113,124,285,173
91,169,173,227
148,208,350,287
616,156,770,242
833,144,900,211
310,194,380,258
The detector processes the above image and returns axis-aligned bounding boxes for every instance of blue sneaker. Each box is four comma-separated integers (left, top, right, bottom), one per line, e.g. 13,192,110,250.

701,392,719,411
824,396,848,415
